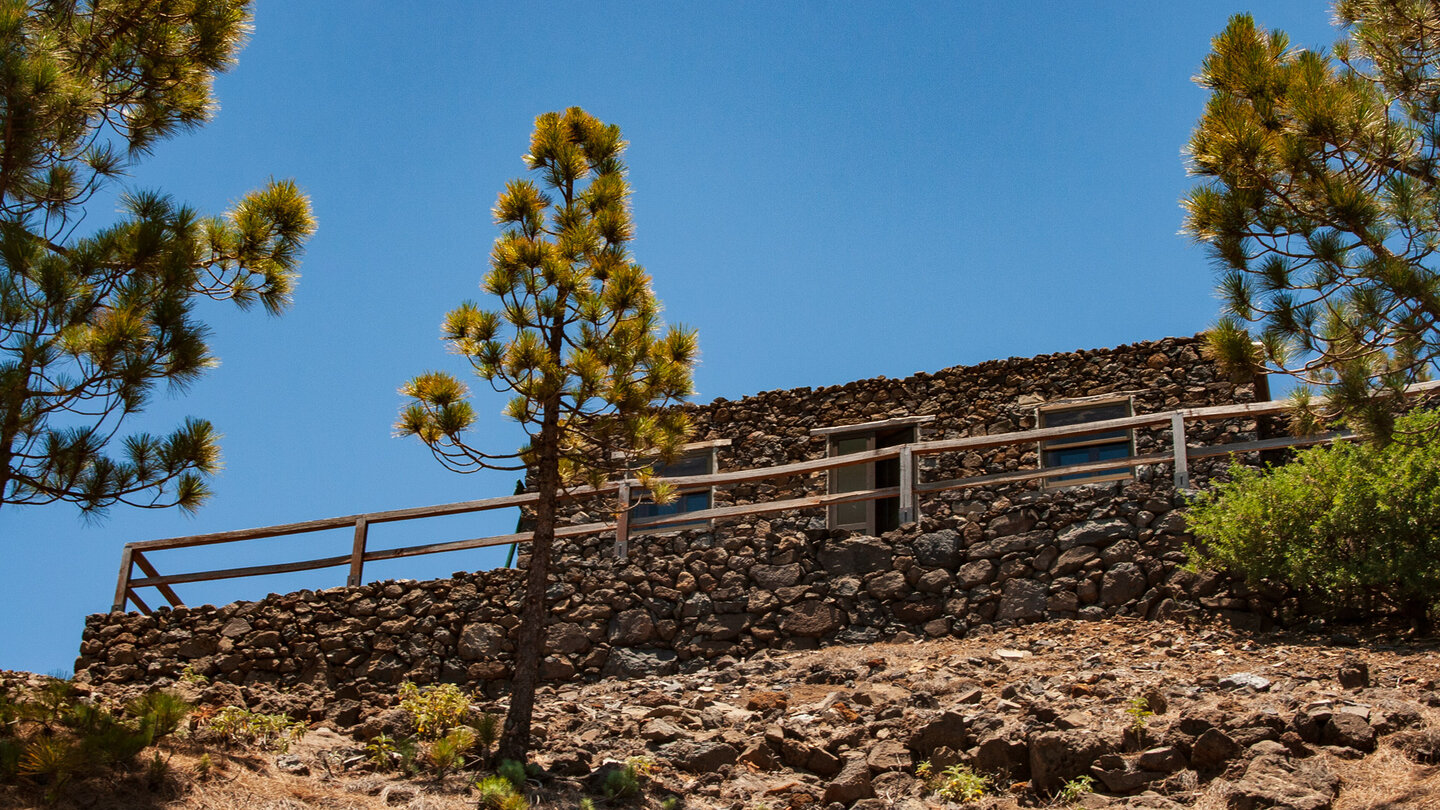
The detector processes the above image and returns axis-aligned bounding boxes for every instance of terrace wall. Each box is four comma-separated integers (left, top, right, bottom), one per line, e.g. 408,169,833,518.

75,334,1278,725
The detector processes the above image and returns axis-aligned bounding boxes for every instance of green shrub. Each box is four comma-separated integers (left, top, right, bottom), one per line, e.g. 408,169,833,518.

928,764,989,802
206,707,306,752
1186,410,1440,632
397,682,472,739
78,719,150,765
603,766,640,800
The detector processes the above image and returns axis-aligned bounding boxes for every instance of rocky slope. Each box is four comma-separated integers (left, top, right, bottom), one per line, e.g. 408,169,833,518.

8,615,1439,809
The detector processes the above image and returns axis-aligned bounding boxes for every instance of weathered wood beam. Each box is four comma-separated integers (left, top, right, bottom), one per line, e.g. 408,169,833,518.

131,551,185,608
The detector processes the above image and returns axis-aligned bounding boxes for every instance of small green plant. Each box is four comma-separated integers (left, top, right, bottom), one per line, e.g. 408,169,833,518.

475,774,527,810
472,712,500,753
1058,774,1095,804
603,767,641,800
397,681,471,739
127,691,194,741
915,759,933,779
194,752,214,780
660,796,681,810
145,751,170,787
365,733,399,770
427,726,477,776
497,757,527,788
179,665,209,685
1125,696,1154,732
600,754,656,800
928,764,990,802
206,707,306,752
581,799,598,810
624,755,655,777
18,735,77,802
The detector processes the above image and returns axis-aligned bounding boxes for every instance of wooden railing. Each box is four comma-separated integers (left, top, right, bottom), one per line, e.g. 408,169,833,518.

112,383,1440,614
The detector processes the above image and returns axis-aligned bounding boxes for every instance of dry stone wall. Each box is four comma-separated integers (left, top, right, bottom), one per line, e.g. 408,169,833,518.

75,335,1280,726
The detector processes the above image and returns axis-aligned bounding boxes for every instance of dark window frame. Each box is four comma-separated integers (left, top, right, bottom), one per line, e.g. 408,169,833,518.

627,442,725,533
1037,396,1135,487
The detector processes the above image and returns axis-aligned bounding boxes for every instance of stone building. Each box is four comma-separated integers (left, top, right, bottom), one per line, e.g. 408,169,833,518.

77,333,1279,718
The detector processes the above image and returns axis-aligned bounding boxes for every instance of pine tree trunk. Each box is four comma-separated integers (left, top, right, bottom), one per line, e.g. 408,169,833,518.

496,398,560,764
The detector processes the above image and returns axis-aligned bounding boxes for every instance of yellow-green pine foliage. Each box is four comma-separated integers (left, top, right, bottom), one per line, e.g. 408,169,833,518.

1184,2,1440,442
397,106,697,486
0,1,314,516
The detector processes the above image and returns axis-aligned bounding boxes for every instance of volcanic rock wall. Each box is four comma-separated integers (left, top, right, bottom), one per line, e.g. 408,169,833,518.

75,334,1276,723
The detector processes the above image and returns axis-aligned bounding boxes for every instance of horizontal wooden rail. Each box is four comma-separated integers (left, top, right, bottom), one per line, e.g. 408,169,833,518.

113,381,1437,613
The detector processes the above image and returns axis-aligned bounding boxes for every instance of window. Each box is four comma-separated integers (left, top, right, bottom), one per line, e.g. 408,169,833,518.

812,416,934,534
627,441,726,532
1038,398,1133,486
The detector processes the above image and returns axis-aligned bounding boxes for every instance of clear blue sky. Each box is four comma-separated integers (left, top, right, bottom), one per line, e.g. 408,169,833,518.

1,2,1339,675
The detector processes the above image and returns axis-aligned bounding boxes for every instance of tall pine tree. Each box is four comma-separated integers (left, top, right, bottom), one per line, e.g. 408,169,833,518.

0,0,314,514
398,108,697,761
1184,1,1440,442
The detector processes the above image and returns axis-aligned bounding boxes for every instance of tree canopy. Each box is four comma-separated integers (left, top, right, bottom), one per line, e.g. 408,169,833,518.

1184,0,1440,441
398,107,697,761
0,0,314,515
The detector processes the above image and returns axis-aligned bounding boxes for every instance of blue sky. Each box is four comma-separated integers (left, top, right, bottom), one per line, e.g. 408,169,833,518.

1,2,1339,674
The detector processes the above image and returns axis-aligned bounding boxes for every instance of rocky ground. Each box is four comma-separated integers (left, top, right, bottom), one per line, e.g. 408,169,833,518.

6,615,1440,809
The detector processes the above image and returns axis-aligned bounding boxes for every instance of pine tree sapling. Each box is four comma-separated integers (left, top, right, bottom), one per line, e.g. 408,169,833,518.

0,1,314,515
398,108,697,762
1184,3,1440,440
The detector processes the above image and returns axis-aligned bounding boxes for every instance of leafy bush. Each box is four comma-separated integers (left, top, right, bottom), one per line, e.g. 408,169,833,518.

364,733,399,770
205,707,306,752
397,681,471,739
928,764,989,802
1186,410,1440,632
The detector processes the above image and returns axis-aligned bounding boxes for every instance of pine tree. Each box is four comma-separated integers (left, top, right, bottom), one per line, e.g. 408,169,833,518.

398,107,697,761
0,1,314,514
1184,1,1440,441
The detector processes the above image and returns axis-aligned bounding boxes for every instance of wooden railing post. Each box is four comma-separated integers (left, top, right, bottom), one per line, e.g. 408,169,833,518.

112,545,134,613
1171,412,1190,491
898,445,916,525
131,551,185,609
615,482,630,560
107,381,1440,607
347,517,369,587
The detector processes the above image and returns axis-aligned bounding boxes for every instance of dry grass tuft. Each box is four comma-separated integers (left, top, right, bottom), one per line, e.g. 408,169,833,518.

1331,744,1440,809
